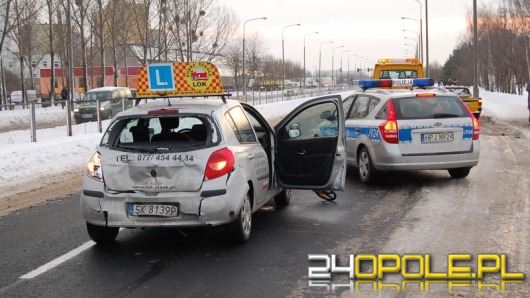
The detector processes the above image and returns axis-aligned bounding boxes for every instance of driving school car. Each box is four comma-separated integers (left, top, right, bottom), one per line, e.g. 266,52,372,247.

344,78,480,184
80,62,346,244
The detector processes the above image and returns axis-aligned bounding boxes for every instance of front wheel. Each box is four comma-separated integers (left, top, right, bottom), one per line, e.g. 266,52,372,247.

86,222,119,244
448,167,471,179
230,193,252,243
357,147,378,184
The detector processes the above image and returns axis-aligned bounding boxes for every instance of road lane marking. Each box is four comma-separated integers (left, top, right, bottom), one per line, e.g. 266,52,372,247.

19,240,95,279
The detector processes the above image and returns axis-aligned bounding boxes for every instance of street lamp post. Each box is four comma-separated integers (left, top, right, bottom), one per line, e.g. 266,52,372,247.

331,45,344,87
355,56,363,80
303,31,318,88
403,29,419,58
319,41,333,88
348,54,356,85
282,23,301,100
340,50,350,85
404,36,418,58
243,17,267,99
414,0,424,64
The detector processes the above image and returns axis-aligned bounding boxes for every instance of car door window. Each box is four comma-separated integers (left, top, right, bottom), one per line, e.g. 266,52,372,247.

225,107,257,143
282,102,338,140
347,95,371,119
342,95,355,117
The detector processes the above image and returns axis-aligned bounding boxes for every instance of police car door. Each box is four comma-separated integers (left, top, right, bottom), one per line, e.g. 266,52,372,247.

274,95,346,191
344,94,381,164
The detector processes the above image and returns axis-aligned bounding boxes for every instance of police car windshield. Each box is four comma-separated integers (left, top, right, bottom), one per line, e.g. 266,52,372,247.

393,96,467,120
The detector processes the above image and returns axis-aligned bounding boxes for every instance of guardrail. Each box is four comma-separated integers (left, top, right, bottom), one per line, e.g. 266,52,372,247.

0,86,356,146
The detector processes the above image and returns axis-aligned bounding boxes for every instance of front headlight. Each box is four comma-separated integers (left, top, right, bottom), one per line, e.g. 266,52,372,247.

73,108,79,112
86,152,103,181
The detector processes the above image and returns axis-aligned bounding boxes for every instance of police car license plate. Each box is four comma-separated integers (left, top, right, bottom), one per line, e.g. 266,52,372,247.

128,204,178,217
82,114,93,118
421,132,454,143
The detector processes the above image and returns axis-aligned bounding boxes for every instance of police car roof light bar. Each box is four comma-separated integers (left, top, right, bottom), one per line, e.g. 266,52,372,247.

359,78,434,90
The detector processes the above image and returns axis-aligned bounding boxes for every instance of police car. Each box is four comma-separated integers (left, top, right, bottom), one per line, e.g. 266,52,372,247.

80,62,346,244
344,78,480,184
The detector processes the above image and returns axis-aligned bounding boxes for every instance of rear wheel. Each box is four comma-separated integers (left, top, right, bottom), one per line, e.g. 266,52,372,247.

274,189,291,207
230,192,252,243
86,222,119,244
448,167,471,179
358,147,378,184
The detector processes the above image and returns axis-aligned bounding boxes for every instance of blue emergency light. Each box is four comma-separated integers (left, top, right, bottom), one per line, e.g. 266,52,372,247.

359,78,434,90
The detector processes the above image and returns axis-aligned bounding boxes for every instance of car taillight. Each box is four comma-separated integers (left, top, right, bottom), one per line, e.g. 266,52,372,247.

86,152,103,182
461,100,480,140
204,148,235,181
379,99,398,144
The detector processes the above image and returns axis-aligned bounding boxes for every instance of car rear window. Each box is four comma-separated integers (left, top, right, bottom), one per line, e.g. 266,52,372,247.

101,115,220,151
393,95,468,120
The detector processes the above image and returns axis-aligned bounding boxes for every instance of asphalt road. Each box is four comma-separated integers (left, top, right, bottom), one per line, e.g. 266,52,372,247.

0,119,529,297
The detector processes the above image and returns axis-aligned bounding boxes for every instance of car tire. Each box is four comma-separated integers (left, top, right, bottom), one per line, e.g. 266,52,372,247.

274,188,291,207
448,167,471,179
230,192,252,244
86,222,119,244
358,147,378,184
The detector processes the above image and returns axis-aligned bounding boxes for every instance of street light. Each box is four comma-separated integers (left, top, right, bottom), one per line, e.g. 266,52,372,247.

282,23,301,100
413,0,424,64
404,36,418,58
331,45,344,87
403,28,420,58
243,17,267,98
352,56,363,80
340,50,350,85
319,41,333,88
348,54,357,85
402,13,423,63
303,31,318,88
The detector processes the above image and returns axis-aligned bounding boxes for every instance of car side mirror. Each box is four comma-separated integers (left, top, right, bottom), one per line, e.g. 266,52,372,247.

320,110,336,121
288,123,301,139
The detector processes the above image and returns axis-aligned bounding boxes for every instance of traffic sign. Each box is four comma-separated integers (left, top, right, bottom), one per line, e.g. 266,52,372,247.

147,64,175,91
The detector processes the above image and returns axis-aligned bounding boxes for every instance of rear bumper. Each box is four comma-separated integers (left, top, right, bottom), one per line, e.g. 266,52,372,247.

371,141,480,171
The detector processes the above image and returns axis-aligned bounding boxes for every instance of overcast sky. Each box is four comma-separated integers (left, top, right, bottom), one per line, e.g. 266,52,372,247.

223,0,497,71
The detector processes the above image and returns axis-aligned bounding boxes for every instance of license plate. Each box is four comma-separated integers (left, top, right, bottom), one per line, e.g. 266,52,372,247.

128,204,178,217
421,132,454,143
82,114,93,118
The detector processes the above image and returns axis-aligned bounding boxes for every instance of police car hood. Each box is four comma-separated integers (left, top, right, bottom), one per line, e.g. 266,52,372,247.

100,147,211,193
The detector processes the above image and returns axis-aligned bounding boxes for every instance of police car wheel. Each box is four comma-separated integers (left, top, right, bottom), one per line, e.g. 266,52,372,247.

86,222,119,244
230,192,252,243
448,167,471,179
358,147,378,184
274,188,291,207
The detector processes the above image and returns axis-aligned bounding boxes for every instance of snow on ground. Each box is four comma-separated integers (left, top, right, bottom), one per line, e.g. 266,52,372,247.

0,89,528,192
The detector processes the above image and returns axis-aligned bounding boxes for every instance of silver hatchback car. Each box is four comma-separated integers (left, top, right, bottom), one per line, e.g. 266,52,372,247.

343,78,480,184
81,95,346,244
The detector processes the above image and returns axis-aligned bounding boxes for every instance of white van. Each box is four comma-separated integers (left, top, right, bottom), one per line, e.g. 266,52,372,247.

10,90,38,103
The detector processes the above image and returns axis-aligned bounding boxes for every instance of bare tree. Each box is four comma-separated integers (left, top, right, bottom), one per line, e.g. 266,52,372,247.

9,0,44,105
221,38,242,89
0,0,13,106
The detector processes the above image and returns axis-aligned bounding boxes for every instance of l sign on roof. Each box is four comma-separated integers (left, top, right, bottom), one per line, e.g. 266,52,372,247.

147,64,175,91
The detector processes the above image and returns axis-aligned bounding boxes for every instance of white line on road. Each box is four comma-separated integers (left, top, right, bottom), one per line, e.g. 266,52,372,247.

19,240,95,279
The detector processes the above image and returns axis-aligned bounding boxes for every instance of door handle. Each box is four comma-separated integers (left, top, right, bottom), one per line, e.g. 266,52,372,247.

297,150,306,155
354,128,360,132
247,154,255,159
